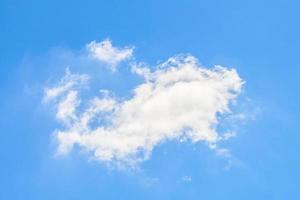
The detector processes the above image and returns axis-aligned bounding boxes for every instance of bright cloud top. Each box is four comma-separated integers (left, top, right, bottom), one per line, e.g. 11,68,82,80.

86,39,133,71
44,40,244,167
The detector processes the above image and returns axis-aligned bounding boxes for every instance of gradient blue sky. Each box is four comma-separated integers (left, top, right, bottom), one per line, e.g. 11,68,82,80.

1,0,300,199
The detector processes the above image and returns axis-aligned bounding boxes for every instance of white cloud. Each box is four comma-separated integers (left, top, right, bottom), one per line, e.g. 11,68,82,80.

44,42,244,168
43,68,89,102
86,39,133,71
182,175,192,182
56,90,80,124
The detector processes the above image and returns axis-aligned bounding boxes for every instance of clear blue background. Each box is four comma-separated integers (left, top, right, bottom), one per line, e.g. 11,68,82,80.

1,0,300,199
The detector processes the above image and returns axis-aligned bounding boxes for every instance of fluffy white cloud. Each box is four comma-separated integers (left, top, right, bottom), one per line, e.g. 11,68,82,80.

44,68,89,102
56,90,80,124
44,43,244,168
86,39,133,71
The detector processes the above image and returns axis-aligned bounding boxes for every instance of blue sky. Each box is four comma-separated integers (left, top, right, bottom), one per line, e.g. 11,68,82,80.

1,0,300,199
